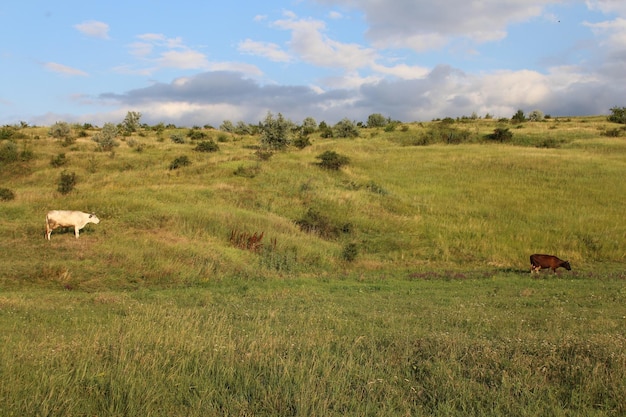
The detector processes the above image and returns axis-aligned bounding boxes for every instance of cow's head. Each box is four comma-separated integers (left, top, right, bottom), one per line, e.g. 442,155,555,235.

89,214,101,224
562,261,571,270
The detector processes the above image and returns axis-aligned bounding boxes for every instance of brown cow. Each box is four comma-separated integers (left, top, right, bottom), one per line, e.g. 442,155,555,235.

530,254,571,274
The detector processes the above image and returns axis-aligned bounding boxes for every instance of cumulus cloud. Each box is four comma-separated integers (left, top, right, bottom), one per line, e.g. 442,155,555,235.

74,20,110,39
314,0,549,50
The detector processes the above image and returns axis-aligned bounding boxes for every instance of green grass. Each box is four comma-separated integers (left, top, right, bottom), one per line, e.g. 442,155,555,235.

1,117,625,415
1,276,625,416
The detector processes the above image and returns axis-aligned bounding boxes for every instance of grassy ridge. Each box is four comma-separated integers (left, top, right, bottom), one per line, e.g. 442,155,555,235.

3,117,625,289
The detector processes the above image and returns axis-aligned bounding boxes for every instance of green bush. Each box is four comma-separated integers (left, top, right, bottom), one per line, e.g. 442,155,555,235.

187,129,208,140
170,133,185,144
50,153,67,167
488,127,513,142
0,126,16,140
57,171,76,194
341,242,358,262
0,141,19,163
607,106,626,124
92,123,119,151
316,150,349,170
193,140,219,152
333,118,359,138
292,135,311,149
169,155,191,170
48,122,71,139
0,188,15,201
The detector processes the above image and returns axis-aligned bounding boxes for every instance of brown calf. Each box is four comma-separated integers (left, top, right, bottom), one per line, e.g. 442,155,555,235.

530,254,571,274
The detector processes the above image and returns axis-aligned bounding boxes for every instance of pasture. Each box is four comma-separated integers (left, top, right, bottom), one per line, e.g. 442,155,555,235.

0,116,625,415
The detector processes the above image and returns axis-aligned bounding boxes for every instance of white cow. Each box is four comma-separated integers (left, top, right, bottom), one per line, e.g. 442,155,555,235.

45,210,100,240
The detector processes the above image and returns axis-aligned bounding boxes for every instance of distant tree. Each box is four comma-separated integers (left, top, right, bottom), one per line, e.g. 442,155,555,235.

48,122,71,139
367,113,388,128
234,121,252,135
528,109,544,122
301,117,318,135
121,111,142,135
153,122,165,141
220,120,235,133
511,109,526,123
92,123,120,151
333,118,359,138
608,106,626,124
260,112,293,150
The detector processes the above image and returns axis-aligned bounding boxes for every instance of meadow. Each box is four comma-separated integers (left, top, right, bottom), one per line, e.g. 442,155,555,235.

0,115,625,415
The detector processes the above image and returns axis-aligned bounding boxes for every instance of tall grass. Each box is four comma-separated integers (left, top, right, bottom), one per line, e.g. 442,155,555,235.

1,276,625,416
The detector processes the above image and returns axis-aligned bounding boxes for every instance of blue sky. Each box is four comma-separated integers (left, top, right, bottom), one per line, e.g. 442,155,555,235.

1,0,625,126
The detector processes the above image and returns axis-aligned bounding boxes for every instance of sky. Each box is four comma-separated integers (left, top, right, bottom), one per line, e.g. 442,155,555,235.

1,0,625,127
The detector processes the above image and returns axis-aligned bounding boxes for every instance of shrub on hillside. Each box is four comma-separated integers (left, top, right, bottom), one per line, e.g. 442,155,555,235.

50,153,67,167
92,123,120,151
0,141,19,164
0,188,15,201
333,118,359,138
341,242,358,262
187,129,208,140
170,133,185,144
57,171,76,194
488,127,513,142
194,140,219,152
607,106,626,124
169,155,191,170
48,122,71,139
316,150,349,170
295,208,350,239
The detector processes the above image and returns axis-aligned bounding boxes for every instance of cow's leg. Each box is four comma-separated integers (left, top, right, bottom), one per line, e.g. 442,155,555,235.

74,226,80,238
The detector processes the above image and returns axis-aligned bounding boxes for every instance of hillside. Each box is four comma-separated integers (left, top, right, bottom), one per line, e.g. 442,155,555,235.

1,116,625,289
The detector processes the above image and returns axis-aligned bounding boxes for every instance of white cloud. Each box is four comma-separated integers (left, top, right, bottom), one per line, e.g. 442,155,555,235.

238,39,293,62
158,49,210,69
74,20,110,39
273,15,378,70
313,0,549,51
43,62,88,77
585,0,626,15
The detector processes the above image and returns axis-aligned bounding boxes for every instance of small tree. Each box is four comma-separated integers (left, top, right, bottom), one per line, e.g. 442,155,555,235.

220,120,235,133
48,122,71,139
121,111,142,135
260,112,292,150
528,109,545,122
92,123,120,151
608,106,626,124
511,109,526,123
333,118,359,138
367,113,388,128
301,117,318,135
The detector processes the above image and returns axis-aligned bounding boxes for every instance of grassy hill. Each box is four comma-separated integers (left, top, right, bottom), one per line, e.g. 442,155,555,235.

1,116,624,289
1,116,625,415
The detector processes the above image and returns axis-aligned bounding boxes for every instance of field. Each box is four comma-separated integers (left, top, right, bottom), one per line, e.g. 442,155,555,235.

1,116,625,415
